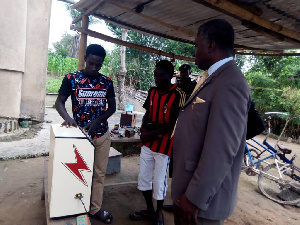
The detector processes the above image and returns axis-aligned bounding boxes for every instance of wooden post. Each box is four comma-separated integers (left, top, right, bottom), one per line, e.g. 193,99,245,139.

118,28,128,111
77,15,89,71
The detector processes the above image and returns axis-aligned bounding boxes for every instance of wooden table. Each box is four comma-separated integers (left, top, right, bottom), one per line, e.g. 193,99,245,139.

110,133,141,143
110,133,141,156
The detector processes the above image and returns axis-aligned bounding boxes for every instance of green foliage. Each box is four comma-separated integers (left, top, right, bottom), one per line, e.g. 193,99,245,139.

235,54,247,70
46,76,63,93
47,53,78,77
52,32,74,57
106,23,201,90
46,52,113,93
280,87,300,118
245,53,300,139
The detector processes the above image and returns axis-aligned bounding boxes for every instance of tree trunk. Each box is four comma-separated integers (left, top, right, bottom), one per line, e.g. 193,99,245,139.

70,33,80,59
117,29,128,110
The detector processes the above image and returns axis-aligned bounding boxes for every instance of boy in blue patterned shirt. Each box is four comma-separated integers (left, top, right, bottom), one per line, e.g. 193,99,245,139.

55,44,116,224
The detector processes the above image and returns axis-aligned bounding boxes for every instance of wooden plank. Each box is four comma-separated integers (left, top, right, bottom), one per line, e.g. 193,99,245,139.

72,0,104,24
110,134,141,143
43,158,77,225
77,15,89,71
192,0,300,44
236,52,300,57
70,25,195,62
106,1,196,38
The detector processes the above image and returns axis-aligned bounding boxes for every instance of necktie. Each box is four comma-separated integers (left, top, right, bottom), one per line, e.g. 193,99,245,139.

171,71,209,138
191,70,208,95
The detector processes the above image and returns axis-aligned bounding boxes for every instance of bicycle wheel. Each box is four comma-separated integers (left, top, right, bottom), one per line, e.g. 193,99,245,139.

258,164,300,204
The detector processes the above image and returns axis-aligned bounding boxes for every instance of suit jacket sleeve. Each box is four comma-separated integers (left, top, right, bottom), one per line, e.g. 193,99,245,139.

185,81,249,210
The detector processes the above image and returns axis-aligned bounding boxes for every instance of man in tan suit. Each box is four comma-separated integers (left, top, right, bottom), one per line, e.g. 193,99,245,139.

171,19,251,225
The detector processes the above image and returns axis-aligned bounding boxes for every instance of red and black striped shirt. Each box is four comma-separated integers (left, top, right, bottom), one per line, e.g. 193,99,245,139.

143,84,185,156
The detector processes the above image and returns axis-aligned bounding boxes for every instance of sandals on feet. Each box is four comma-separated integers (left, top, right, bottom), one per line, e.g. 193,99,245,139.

129,210,154,221
154,213,164,225
90,210,113,224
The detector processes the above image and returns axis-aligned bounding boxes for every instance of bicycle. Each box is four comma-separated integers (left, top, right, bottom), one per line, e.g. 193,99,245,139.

244,112,300,205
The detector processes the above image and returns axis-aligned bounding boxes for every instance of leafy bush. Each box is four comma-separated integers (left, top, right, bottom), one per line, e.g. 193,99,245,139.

47,53,78,77
46,76,63,93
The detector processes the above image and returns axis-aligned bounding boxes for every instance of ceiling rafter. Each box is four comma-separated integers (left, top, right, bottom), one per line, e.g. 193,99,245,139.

106,1,197,38
93,13,195,44
72,0,105,24
93,10,257,51
192,0,300,45
235,51,300,56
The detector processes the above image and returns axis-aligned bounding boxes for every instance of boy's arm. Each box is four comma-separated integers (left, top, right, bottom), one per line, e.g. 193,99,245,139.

55,94,77,127
84,97,116,135
140,89,185,143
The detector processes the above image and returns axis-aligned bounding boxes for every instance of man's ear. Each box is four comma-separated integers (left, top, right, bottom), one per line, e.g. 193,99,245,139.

208,40,215,53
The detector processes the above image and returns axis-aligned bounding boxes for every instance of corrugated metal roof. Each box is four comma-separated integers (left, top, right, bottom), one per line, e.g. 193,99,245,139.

72,0,300,52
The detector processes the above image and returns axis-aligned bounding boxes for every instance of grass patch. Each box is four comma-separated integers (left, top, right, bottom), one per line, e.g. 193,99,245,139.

46,76,63,93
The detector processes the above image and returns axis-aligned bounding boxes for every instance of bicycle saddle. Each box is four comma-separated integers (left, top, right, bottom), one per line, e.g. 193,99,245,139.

277,143,292,154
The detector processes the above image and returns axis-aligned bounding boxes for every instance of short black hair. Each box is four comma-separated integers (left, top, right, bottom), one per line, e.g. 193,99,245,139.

198,19,234,52
179,64,191,72
85,44,106,60
155,60,174,78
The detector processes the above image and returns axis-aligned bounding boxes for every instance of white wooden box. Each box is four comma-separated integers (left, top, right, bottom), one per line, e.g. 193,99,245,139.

48,124,94,218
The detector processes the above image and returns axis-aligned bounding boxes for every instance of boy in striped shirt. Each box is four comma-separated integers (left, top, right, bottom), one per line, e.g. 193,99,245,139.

130,60,185,225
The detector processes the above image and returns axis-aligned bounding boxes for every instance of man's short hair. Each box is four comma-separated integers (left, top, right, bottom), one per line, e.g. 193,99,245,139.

179,64,191,72
198,19,234,52
85,44,106,60
155,60,174,78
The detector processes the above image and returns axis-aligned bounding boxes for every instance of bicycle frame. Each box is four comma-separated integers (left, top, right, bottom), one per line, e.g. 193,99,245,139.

245,141,299,184
245,139,277,167
245,138,296,167
244,112,300,204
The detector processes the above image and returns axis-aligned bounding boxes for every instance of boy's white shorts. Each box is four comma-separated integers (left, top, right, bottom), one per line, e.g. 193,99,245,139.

138,145,170,200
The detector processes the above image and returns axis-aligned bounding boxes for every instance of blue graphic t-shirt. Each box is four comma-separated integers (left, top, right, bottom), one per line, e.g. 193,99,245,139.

59,70,115,140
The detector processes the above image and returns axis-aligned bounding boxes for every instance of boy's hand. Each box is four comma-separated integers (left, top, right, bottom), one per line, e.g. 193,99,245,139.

61,118,77,128
84,120,100,136
140,127,159,143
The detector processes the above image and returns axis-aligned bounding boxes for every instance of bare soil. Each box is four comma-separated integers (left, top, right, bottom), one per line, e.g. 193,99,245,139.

0,135,299,225
0,95,299,224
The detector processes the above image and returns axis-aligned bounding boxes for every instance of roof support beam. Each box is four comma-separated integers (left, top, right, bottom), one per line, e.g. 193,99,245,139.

192,0,300,44
93,13,195,44
72,0,104,24
235,52,300,57
106,1,197,38
70,25,195,62
77,15,89,70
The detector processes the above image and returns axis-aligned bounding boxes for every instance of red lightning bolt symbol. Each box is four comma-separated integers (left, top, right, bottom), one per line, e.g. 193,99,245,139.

63,145,91,186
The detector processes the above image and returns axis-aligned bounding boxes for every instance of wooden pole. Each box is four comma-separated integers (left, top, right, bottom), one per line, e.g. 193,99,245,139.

235,52,300,57
70,25,195,62
118,29,128,110
77,15,89,71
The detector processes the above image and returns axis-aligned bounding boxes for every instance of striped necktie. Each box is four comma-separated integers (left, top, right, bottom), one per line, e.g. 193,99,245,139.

191,70,209,95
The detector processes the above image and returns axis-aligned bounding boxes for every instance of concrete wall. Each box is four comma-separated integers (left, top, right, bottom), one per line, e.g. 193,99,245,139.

0,0,52,121
0,0,27,118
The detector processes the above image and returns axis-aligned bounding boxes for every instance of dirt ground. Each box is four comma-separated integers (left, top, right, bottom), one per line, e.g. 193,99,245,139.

0,95,300,225
0,147,300,225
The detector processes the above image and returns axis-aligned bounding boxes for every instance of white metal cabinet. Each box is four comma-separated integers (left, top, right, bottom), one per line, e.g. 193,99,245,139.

48,124,94,218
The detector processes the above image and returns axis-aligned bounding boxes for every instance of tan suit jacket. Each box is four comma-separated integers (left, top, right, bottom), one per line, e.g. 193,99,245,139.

171,61,251,220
